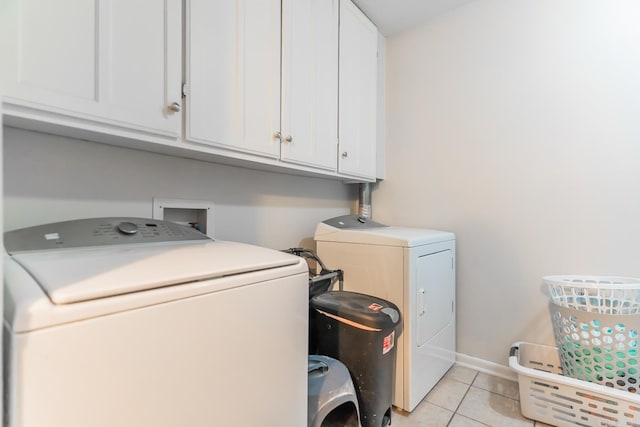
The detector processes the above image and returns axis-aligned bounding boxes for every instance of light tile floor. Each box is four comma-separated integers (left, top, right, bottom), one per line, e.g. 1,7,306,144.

390,364,552,427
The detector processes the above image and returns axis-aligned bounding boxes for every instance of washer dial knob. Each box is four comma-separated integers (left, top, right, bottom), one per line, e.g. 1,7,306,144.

117,222,139,235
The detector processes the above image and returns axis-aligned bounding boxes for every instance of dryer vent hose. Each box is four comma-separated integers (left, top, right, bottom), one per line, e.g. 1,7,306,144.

359,183,371,219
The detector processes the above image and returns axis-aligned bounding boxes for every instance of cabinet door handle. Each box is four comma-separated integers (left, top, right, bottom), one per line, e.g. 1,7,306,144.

284,135,293,143
273,131,282,140
341,151,348,158
168,102,181,113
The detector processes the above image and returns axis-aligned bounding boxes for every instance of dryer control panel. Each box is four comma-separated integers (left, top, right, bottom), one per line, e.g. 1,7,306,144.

322,214,387,230
4,217,210,253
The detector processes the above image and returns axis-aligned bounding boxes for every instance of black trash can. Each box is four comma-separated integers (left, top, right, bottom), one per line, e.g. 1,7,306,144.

311,291,401,427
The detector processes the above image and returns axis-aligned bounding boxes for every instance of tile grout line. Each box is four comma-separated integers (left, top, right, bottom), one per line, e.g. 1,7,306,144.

446,371,480,427
458,377,532,427
409,368,529,427
446,372,525,427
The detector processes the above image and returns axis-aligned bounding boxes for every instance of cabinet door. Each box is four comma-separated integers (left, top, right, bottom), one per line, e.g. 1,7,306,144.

185,0,281,158
0,0,181,137
338,0,377,179
280,0,339,171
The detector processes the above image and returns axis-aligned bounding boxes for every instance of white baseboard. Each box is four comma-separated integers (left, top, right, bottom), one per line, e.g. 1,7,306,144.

456,352,517,382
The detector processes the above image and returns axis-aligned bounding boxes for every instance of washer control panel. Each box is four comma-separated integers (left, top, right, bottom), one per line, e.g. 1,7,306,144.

4,217,211,253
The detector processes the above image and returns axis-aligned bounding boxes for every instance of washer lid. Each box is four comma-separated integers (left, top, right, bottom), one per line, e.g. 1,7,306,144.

11,240,300,304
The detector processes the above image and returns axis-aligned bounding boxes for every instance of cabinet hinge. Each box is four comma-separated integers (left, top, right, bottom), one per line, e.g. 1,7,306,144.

181,83,188,98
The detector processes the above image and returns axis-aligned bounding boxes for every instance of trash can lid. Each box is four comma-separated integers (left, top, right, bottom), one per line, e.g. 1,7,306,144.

310,291,401,331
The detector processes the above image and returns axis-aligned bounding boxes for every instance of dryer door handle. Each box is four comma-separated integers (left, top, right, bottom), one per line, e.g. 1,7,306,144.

418,288,426,316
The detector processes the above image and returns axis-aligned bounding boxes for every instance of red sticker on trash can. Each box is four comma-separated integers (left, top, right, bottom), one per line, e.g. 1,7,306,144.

383,331,395,355
368,303,383,311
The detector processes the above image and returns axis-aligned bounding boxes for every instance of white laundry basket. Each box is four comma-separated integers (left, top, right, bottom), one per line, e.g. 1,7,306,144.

510,342,640,427
545,276,640,315
544,275,640,394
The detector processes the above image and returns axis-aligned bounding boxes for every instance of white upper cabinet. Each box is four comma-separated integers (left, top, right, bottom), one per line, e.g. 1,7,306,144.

338,0,378,180
1,0,380,181
185,0,282,158
0,0,182,140
186,0,339,171
280,0,339,171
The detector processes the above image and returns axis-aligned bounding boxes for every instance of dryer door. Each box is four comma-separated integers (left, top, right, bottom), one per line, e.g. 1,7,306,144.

416,249,454,346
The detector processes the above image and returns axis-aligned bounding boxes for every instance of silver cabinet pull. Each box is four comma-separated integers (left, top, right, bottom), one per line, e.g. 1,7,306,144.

341,151,348,158
273,131,282,140
168,102,181,113
284,135,293,143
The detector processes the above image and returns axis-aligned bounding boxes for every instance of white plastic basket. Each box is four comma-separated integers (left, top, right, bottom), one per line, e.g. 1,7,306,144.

510,342,640,427
544,275,640,393
544,275,640,315
549,303,640,393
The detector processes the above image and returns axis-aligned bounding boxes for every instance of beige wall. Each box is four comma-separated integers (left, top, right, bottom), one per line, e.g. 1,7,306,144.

375,0,640,364
4,127,355,250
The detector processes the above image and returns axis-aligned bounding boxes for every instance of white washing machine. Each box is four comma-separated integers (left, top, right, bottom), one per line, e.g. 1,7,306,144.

3,217,308,427
315,215,455,412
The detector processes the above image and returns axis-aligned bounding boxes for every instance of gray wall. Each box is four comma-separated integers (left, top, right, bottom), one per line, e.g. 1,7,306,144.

4,127,355,250
376,0,640,365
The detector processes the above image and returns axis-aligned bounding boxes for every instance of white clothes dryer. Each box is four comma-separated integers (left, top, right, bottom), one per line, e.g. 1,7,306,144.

3,217,308,427
315,215,456,412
